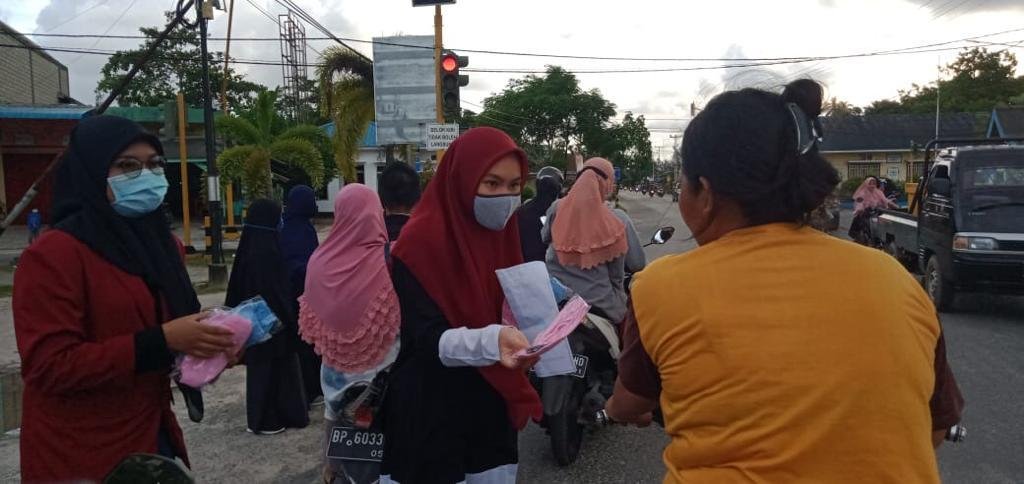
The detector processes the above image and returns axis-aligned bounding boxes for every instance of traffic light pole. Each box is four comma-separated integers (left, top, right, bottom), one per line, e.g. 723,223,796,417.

434,5,446,163
198,1,228,285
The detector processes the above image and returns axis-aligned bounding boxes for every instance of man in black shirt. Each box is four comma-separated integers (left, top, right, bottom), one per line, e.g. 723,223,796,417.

379,162,422,241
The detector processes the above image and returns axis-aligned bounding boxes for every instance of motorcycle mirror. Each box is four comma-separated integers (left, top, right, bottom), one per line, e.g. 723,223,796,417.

104,454,194,484
651,226,676,245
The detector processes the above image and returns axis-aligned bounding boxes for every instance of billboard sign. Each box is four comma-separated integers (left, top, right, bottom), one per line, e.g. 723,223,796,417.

373,35,436,146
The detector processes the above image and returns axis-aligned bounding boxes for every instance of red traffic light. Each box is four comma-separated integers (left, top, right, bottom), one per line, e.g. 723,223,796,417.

441,54,459,73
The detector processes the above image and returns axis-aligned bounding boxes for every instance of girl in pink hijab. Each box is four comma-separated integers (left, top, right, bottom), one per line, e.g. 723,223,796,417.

852,176,898,215
298,184,400,421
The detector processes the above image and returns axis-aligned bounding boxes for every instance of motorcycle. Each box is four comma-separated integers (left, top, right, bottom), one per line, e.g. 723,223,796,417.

532,226,675,466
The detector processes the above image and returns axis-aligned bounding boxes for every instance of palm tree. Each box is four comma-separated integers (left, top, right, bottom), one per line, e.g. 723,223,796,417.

318,46,375,183
216,90,327,199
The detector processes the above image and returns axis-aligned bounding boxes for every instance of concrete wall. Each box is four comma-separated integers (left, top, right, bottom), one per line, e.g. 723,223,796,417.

0,32,70,104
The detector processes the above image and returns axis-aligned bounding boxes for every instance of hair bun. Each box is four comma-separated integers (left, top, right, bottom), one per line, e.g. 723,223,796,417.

781,79,824,118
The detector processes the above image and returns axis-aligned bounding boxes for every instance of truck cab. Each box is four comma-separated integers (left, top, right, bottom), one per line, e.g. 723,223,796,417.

870,140,1024,310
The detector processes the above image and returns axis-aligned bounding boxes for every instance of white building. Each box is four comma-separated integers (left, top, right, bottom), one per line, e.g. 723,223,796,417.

317,121,432,213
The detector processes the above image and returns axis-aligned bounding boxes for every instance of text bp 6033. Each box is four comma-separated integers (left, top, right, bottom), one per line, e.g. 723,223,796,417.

327,427,385,462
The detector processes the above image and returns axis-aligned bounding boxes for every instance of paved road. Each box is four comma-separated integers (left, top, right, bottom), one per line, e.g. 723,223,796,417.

521,192,1024,483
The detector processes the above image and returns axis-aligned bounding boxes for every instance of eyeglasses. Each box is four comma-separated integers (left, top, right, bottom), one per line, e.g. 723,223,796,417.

112,156,167,178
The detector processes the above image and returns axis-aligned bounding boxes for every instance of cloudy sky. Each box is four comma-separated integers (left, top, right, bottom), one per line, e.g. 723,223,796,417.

4,0,1024,158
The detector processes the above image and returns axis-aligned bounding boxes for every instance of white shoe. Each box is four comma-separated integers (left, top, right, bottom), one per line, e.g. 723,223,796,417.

247,427,286,435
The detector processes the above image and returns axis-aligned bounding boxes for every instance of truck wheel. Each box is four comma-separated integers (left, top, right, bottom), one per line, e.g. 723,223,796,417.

925,257,956,312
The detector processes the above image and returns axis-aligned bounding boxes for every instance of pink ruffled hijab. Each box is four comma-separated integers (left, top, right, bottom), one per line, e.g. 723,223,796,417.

552,157,628,269
298,184,399,372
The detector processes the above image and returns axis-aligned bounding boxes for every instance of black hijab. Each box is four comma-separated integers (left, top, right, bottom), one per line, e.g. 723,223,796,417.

225,199,296,335
517,176,562,262
52,115,199,320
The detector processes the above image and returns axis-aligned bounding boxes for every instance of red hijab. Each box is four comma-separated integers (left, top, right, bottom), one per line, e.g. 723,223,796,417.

391,127,541,429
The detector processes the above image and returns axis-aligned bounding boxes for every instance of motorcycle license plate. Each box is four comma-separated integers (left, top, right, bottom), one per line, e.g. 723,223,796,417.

326,426,384,462
572,354,589,379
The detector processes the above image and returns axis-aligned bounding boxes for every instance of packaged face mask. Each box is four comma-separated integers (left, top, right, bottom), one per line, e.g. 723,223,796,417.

176,313,251,388
175,297,282,388
231,296,282,347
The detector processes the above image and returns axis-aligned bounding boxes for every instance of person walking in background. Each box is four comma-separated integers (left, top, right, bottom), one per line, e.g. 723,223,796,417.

517,166,563,262
381,127,539,483
379,162,422,241
27,208,43,245
13,115,236,481
606,79,962,482
279,185,323,407
227,199,310,435
296,184,400,481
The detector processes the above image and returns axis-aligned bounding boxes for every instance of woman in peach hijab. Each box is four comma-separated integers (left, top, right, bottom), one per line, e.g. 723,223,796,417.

542,157,646,324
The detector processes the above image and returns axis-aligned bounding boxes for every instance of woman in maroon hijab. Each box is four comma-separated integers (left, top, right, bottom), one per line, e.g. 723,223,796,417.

381,127,541,483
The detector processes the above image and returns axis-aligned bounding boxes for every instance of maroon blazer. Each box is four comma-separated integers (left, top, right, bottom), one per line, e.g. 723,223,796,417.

13,230,189,482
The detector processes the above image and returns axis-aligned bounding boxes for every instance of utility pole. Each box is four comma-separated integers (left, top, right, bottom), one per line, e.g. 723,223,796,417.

176,92,192,252
197,0,227,284
434,4,445,163
935,56,941,139
219,0,237,230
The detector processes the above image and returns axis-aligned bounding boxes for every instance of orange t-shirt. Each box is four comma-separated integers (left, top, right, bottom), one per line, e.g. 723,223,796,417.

631,223,940,483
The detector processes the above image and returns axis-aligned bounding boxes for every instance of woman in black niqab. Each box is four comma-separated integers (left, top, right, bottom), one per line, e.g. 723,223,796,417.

226,198,310,434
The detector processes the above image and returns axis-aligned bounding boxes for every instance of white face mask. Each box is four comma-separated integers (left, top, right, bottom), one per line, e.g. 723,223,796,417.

473,194,521,231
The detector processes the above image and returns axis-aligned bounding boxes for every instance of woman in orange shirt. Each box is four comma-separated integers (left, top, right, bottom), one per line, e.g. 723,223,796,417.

605,80,963,483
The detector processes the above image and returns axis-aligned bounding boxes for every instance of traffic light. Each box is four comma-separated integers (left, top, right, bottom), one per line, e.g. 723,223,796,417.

440,50,469,121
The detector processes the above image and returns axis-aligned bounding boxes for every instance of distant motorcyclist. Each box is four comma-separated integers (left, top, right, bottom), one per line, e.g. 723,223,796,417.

542,158,645,325
517,166,563,262
849,176,897,241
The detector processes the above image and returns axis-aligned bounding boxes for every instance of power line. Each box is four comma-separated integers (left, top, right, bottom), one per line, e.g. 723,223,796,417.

244,0,280,26
68,0,140,65
8,36,1024,74
19,26,1024,63
272,0,370,63
33,0,112,34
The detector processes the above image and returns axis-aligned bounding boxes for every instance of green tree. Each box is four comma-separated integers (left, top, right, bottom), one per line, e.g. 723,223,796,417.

473,66,623,170
96,22,264,109
824,98,863,117
216,91,327,199
864,47,1024,115
604,113,653,185
318,46,374,183
276,77,328,125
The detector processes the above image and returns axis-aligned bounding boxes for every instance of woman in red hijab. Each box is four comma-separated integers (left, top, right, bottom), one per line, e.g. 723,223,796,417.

381,127,541,483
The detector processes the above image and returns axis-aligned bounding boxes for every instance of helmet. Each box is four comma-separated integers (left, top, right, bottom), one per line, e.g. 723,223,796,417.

536,166,564,185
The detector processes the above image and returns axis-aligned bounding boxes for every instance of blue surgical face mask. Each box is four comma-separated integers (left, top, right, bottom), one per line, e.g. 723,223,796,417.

108,169,169,218
474,194,521,231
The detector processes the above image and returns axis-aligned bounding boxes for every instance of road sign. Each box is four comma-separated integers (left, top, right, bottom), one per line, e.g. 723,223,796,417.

373,35,437,145
614,167,622,182
412,0,455,5
426,123,459,150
